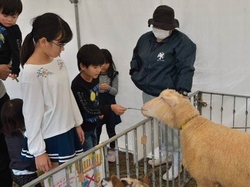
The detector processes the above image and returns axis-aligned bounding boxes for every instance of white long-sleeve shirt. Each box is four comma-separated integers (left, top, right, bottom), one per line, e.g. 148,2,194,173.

20,57,83,157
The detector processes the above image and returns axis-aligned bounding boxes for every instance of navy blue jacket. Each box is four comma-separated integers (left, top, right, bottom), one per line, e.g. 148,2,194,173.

130,29,196,96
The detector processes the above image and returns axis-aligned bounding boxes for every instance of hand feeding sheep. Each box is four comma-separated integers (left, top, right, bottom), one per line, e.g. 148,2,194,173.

141,89,250,187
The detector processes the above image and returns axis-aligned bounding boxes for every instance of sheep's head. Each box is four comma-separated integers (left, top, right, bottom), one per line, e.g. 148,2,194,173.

141,89,199,129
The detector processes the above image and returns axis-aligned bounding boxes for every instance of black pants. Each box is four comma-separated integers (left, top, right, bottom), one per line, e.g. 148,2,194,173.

96,125,116,149
0,93,12,187
12,172,42,187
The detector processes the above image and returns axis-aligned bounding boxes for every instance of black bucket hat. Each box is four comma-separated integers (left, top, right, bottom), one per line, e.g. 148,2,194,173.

148,5,179,30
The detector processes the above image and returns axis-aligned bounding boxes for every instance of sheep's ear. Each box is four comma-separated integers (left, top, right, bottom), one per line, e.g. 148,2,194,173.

112,176,126,187
142,175,150,185
161,96,177,107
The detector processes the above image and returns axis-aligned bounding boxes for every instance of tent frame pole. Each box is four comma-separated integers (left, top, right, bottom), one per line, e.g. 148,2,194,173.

69,0,81,49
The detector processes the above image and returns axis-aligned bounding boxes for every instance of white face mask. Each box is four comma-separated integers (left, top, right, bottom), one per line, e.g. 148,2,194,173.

152,27,170,40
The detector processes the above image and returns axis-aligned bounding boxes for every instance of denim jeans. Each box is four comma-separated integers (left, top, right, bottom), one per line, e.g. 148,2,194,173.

82,129,97,151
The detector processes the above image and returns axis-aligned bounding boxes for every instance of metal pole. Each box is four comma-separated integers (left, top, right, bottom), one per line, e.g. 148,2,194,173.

69,0,81,49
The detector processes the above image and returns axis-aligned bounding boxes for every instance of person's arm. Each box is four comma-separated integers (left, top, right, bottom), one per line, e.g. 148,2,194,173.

70,90,83,126
0,26,12,80
109,74,118,96
0,64,11,80
175,36,196,93
7,25,22,77
22,81,52,172
129,39,143,76
21,80,46,157
99,73,119,96
70,90,85,144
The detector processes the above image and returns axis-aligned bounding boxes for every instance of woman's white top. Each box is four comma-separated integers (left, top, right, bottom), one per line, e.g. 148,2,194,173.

20,57,83,157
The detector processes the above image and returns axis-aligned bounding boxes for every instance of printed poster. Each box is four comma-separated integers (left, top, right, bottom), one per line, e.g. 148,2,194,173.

44,148,104,187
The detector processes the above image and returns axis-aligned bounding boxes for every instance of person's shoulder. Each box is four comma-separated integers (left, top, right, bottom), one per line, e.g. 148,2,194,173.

140,31,153,39
172,29,196,45
13,24,21,32
110,71,119,81
3,24,21,38
92,77,99,84
71,74,84,92
173,30,191,39
6,24,21,33
113,71,119,76
22,64,38,72
137,31,154,44
20,65,41,82
72,73,82,84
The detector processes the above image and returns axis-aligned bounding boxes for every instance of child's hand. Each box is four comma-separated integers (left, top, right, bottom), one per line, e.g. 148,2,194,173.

99,115,104,119
76,126,85,144
0,64,11,80
99,83,110,91
35,153,52,172
9,74,19,82
111,104,127,115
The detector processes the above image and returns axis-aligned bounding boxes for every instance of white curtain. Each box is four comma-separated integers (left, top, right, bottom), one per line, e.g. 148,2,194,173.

4,0,250,138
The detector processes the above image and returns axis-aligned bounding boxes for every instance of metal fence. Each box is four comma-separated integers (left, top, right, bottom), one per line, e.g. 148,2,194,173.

23,91,250,187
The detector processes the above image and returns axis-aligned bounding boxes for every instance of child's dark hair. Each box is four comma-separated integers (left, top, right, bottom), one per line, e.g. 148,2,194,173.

0,0,23,15
20,12,73,66
77,44,104,70
101,48,118,78
1,98,24,136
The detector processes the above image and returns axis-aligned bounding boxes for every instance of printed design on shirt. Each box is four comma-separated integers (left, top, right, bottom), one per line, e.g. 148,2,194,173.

0,26,7,48
90,84,99,107
90,91,96,101
157,52,165,61
57,59,64,70
37,67,53,78
85,84,99,123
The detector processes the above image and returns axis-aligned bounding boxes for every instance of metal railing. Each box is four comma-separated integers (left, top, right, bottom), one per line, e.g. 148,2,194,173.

23,91,250,187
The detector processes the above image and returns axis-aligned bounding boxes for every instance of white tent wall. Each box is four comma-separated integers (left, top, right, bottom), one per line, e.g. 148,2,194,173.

4,0,79,98
3,0,250,143
77,0,250,137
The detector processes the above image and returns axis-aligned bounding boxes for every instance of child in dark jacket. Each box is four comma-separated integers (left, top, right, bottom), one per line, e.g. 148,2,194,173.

71,44,126,152
1,99,41,187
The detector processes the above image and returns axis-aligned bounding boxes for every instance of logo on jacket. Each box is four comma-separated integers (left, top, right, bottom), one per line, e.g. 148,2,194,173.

157,52,165,61
0,26,7,48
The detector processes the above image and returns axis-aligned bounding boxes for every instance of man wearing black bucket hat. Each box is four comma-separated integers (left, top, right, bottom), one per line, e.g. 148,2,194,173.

129,5,196,180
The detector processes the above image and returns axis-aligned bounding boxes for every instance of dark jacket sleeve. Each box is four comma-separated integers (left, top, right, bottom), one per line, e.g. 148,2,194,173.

7,25,22,76
174,35,196,92
129,38,143,76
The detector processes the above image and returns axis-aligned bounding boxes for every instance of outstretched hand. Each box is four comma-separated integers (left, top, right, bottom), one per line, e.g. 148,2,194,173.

111,104,127,115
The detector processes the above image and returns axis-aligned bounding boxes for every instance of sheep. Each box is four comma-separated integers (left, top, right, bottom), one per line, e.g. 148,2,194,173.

141,89,250,187
101,175,150,187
